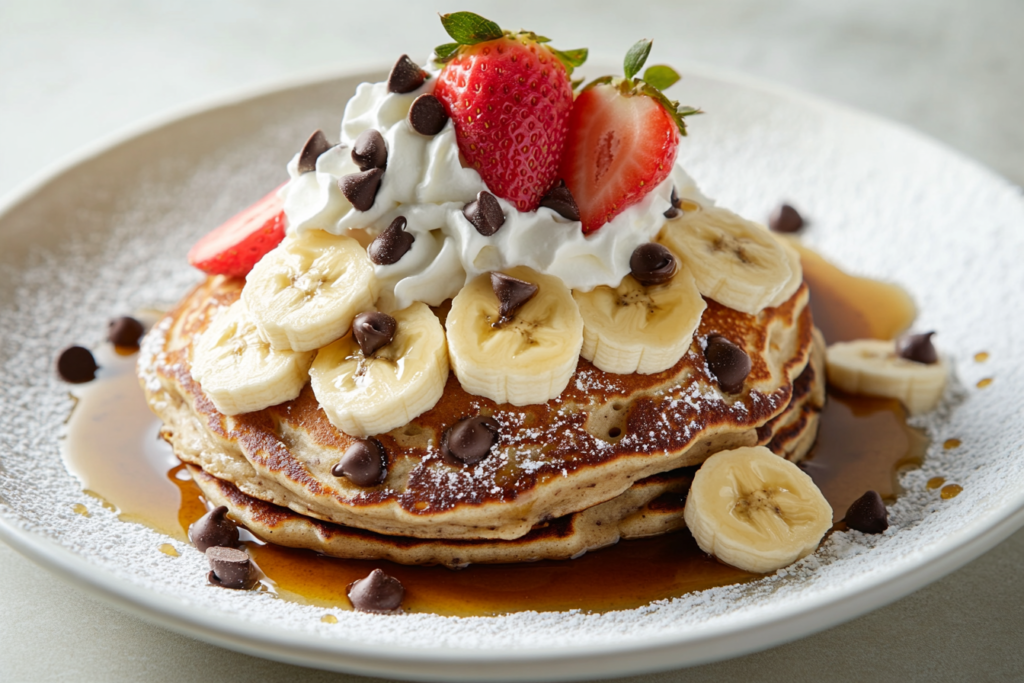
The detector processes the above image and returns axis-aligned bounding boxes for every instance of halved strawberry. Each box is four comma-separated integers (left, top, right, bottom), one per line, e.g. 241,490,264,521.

559,40,700,233
188,185,287,278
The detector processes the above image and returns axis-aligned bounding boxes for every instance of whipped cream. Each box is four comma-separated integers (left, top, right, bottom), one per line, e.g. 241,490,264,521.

281,73,708,310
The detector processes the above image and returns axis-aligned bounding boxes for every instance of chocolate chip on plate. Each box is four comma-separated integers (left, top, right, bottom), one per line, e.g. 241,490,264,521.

768,203,804,233
297,129,333,174
368,216,415,265
629,243,677,286
387,54,427,94
539,179,580,222
206,546,255,590
339,167,384,211
408,94,449,136
351,129,387,171
347,568,405,613
463,190,505,236
56,345,98,383
332,438,387,487
442,415,500,465
188,506,240,553
896,331,939,365
107,315,145,348
705,335,752,394
664,186,682,219
844,490,889,534
490,272,538,325
352,311,397,357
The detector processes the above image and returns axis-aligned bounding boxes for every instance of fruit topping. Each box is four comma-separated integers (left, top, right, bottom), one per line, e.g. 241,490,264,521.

408,94,449,136
352,311,398,357
826,338,948,414
56,345,98,383
705,334,752,393
332,438,387,487
844,490,889,534
490,272,538,325
187,185,287,279
629,243,677,286
347,569,404,613
560,39,700,233
206,546,255,590
538,179,580,221
298,129,333,173
351,129,387,171
107,315,144,348
387,54,428,94
188,506,240,553
896,331,938,364
768,203,804,233
368,216,415,265
463,190,506,236
442,415,500,465
433,12,586,212
339,167,384,212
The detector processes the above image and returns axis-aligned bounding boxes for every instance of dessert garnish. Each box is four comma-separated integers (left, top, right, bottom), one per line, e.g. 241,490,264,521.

387,54,428,94
538,179,580,221
844,490,889,534
339,167,384,211
332,438,387,487
347,569,404,613
298,129,333,173
441,415,500,465
664,187,682,219
367,216,415,265
56,345,98,383
352,311,398,357
187,185,286,278
107,315,144,348
351,129,388,172
629,243,677,286
896,331,939,364
768,203,805,233
408,94,448,136
826,336,948,414
704,334,752,394
490,272,538,325
463,190,505,236
206,546,255,590
188,506,240,553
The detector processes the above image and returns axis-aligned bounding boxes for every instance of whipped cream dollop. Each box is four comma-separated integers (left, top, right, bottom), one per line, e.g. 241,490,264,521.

281,72,707,310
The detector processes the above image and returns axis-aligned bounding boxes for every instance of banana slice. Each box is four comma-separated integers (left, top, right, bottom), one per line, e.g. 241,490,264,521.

309,302,448,437
766,234,804,308
658,205,792,315
191,300,314,415
826,339,948,414
573,267,706,375
446,266,583,406
242,230,380,352
684,446,833,574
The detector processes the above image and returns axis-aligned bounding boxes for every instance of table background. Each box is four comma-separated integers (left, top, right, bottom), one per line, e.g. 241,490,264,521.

1,1,1022,681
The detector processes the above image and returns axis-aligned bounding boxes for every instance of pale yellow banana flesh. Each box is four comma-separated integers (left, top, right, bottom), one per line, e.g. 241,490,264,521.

766,235,804,308
826,339,948,414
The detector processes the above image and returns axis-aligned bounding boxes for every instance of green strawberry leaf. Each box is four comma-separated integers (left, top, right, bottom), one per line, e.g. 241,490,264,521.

636,81,702,136
433,42,460,62
439,12,503,45
642,65,680,91
623,39,652,80
571,76,585,91
552,47,589,75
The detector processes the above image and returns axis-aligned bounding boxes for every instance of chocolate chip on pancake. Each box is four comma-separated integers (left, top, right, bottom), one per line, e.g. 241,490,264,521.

409,94,449,136
896,331,938,364
339,167,384,211
107,315,145,348
387,54,427,94
490,272,538,325
844,490,889,534
351,129,387,171
297,129,333,173
332,439,387,487
664,186,682,219
629,243,677,286
769,203,804,233
347,568,404,613
368,216,415,265
352,311,397,357
442,416,500,465
206,546,255,589
188,506,240,553
539,179,580,221
705,335,752,393
56,345,98,383
463,190,505,236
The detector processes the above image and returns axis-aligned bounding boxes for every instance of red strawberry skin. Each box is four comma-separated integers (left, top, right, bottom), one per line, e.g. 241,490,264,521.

559,84,679,233
434,36,574,212
188,185,287,278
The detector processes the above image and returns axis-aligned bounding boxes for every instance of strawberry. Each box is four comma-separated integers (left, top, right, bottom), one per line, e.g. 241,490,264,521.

188,185,287,278
559,40,701,233
432,12,587,212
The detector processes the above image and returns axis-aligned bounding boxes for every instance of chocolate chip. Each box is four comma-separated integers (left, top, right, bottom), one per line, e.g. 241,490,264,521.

463,191,505,236
442,416,500,465
408,94,449,136
629,243,677,286
339,167,384,211
206,546,254,590
351,129,387,171
56,345,98,383
332,439,387,487
539,180,580,221
189,506,240,553
896,331,939,365
664,187,682,219
298,129,333,174
844,490,889,534
368,216,415,265
769,203,804,233
352,311,397,357
705,335,752,393
490,272,538,325
107,316,144,348
387,54,427,94
347,568,404,613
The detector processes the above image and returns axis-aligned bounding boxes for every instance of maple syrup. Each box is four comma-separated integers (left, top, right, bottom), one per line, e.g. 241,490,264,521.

61,245,928,617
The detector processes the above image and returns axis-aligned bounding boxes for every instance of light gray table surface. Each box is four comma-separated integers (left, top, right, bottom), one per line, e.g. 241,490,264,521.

1,1,1022,681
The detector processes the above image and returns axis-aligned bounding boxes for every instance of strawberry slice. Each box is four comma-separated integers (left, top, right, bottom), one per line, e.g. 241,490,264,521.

188,185,287,278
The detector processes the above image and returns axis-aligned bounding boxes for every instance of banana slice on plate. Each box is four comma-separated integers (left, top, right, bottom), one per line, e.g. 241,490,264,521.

446,266,583,406
658,205,792,315
243,230,380,352
684,446,833,574
573,267,706,375
191,300,314,415
826,339,948,414
309,302,448,437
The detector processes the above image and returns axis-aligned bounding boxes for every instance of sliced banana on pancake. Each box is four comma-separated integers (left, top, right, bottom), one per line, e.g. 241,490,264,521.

243,230,380,352
826,339,948,414
766,235,804,308
573,268,706,375
310,302,448,437
446,266,583,406
684,446,832,574
191,300,314,415
658,205,792,315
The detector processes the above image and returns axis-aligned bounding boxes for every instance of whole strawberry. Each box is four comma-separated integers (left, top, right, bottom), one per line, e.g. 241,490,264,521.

433,12,587,212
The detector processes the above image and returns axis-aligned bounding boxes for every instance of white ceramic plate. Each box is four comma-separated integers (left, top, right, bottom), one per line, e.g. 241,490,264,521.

1,66,1022,682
